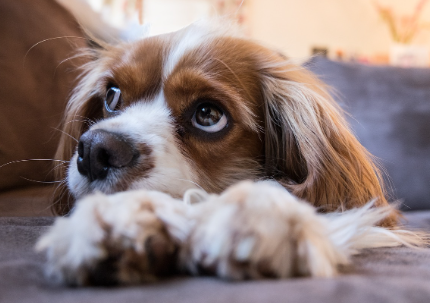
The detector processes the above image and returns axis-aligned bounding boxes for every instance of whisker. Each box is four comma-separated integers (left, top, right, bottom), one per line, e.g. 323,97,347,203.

20,177,64,184
24,176,69,216
0,159,69,170
66,191,75,216
53,50,99,78
24,36,88,68
73,115,97,126
52,127,79,143
64,119,92,127
42,160,69,180
48,161,68,175
49,181,72,217
53,56,76,78
43,183,66,215
52,180,67,201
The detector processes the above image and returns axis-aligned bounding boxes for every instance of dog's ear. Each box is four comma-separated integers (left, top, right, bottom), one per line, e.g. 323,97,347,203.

53,49,105,216
258,54,397,226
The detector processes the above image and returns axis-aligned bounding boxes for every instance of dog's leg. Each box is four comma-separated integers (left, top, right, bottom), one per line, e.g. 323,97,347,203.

38,182,423,285
182,181,421,280
36,190,191,285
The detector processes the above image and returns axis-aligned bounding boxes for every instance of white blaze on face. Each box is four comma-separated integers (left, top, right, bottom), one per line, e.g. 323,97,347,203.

68,91,198,200
163,21,229,79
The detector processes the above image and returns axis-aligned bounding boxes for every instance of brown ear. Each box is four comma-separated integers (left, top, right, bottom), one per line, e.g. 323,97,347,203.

53,52,105,216
259,55,397,226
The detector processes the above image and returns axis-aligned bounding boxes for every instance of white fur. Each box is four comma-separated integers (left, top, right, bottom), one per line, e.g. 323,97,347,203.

37,189,190,284
163,25,209,79
67,93,198,200
37,181,425,284
163,20,242,79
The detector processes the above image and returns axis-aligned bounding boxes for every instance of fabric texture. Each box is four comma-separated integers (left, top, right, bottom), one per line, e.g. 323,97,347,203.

308,57,430,210
0,0,87,191
0,186,54,217
0,212,429,303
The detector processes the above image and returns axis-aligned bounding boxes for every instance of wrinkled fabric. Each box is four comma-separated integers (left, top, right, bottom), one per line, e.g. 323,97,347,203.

0,213,429,303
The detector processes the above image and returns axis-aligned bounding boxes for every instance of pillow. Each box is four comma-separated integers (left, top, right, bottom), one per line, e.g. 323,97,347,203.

0,0,87,191
309,57,430,210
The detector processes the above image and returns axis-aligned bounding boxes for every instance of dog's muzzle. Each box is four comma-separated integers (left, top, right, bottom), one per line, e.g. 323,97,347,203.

77,129,138,182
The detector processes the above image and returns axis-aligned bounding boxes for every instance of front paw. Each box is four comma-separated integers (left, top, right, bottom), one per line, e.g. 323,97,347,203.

36,190,187,285
184,181,348,280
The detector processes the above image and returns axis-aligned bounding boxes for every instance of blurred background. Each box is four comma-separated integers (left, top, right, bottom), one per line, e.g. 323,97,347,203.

1,0,429,214
84,0,430,67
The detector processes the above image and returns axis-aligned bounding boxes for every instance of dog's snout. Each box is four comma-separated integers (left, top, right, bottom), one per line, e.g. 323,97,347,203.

77,129,138,182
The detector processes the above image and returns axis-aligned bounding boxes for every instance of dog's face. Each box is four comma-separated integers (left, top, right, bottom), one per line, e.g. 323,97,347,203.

55,22,389,218
67,25,269,201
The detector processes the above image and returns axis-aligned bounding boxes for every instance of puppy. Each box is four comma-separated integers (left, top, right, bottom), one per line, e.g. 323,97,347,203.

37,21,421,285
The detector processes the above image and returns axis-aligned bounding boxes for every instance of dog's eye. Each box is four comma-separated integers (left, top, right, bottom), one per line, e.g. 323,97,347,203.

192,103,227,132
105,87,122,113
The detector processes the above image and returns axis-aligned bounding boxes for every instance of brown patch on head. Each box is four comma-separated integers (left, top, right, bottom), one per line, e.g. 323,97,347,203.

99,36,169,109
164,37,270,192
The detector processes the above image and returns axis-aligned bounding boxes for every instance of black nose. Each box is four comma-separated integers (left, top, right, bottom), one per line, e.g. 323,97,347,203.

77,129,138,182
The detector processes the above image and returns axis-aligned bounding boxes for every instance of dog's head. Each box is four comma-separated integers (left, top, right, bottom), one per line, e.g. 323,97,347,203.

54,21,391,222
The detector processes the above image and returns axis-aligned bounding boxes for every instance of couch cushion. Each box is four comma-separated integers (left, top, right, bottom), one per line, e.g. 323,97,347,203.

1,212,429,303
0,0,86,192
309,58,430,210
0,186,54,216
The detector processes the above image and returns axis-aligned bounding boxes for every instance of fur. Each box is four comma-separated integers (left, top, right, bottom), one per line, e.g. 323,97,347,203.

37,18,426,285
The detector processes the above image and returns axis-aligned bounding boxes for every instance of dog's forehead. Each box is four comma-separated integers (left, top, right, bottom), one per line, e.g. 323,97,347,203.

108,26,256,101
108,37,167,102
105,30,196,103
103,25,266,132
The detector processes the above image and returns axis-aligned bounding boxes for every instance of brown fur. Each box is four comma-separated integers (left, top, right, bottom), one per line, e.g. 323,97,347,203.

52,27,397,226
164,37,266,193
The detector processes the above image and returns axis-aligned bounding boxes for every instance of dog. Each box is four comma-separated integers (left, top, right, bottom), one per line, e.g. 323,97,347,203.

37,20,423,286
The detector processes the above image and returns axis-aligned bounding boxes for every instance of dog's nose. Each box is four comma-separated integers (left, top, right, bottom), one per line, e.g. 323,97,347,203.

77,129,138,182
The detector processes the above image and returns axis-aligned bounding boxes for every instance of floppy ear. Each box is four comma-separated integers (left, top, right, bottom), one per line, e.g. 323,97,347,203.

53,48,106,216
259,54,397,226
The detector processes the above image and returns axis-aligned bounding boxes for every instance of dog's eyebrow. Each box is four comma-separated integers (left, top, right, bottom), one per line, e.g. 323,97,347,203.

108,38,167,103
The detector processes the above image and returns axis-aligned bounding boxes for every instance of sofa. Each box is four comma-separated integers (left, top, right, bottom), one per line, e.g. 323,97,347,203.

1,1,430,302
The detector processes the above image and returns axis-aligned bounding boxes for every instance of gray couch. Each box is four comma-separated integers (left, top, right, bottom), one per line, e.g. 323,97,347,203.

1,214,430,303
309,57,430,211
1,1,430,302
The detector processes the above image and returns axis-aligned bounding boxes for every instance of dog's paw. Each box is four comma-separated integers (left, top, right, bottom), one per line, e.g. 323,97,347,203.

183,181,348,280
36,190,189,285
